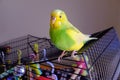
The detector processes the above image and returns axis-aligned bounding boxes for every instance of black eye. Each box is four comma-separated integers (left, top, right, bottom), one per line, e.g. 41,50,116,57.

59,16,62,18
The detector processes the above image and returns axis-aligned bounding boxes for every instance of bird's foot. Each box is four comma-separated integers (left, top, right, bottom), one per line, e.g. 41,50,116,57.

58,56,62,62
58,50,66,62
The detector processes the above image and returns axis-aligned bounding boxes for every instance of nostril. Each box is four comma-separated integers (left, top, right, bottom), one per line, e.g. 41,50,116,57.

51,16,55,20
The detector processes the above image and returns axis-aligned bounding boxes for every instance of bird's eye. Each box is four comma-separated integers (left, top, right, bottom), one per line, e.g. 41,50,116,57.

59,16,62,18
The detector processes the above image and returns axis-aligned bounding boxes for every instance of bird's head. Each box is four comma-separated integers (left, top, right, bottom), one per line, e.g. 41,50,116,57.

50,9,68,29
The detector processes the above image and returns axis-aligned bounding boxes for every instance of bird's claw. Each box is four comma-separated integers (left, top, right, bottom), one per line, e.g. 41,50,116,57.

58,50,66,62
58,55,63,62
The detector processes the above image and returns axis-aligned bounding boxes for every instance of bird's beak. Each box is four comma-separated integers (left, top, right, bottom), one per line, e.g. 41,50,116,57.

51,16,56,24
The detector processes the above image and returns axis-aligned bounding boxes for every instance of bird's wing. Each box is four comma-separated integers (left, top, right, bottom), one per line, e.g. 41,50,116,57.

66,26,85,43
68,23,80,33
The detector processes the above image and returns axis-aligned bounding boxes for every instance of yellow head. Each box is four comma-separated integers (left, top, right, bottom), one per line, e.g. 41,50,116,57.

50,9,68,29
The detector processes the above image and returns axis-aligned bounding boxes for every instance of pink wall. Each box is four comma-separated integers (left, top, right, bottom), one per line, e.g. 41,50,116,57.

0,0,119,43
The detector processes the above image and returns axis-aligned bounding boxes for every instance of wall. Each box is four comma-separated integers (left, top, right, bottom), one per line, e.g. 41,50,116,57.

0,0,119,43
114,0,120,39
119,7,120,27
118,1,120,38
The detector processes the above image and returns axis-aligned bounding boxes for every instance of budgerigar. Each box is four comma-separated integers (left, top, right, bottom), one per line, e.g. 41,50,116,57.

49,9,97,62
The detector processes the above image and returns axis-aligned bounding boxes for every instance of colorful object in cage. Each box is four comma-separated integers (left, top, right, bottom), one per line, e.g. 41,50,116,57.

0,50,25,80
76,55,90,76
41,49,58,80
14,65,25,77
25,65,33,80
5,46,11,55
33,43,39,61
17,49,22,64
47,74,58,80
29,53,42,77
28,42,42,79
0,67,14,79
71,54,90,79
0,46,11,55
36,76,51,80
30,63,42,77
29,53,36,61
49,9,97,62
14,49,25,80
33,43,39,54
0,46,11,66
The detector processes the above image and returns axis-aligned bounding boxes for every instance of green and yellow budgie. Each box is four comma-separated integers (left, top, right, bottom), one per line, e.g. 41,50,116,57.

49,9,97,62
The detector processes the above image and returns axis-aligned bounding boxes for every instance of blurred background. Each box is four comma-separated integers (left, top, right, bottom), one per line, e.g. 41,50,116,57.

0,0,120,43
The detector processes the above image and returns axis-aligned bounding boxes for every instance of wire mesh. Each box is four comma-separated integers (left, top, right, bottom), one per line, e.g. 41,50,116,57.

0,27,120,80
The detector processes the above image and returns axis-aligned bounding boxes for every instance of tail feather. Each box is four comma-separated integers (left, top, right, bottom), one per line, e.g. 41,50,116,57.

83,34,97,43
85,36,97,42
89,37,98,40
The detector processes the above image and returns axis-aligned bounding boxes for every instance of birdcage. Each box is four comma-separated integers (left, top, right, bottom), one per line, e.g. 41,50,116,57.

0,35,60,80
0,27,120,80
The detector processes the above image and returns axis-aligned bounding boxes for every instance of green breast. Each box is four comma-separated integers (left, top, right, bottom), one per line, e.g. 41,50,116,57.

50,27,75,51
